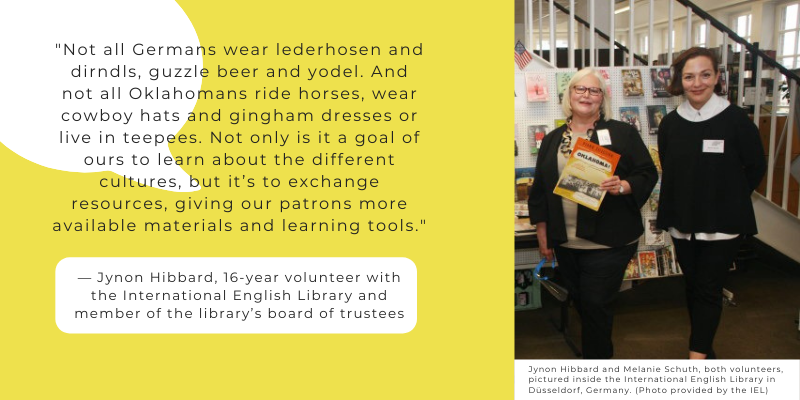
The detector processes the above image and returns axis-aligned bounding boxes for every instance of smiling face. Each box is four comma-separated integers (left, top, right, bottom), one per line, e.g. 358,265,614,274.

569,74,603,120
681,55,719,109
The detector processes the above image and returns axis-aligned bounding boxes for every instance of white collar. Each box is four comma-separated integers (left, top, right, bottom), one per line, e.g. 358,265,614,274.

676,93,730,122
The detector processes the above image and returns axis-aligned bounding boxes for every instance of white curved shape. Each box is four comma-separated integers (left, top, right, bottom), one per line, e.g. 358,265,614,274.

0,0,202,192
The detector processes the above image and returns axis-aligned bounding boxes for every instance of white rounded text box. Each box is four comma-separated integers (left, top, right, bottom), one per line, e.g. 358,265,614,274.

56,258,417,334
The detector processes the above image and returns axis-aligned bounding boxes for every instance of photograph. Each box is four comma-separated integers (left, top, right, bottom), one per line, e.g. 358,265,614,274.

513,0,800,386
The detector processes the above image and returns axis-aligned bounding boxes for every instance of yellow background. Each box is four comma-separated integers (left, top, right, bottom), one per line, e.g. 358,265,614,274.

0,0,511,398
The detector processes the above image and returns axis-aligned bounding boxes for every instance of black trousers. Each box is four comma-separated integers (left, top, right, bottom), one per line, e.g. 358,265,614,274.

554,243,638,359
672,236,742,355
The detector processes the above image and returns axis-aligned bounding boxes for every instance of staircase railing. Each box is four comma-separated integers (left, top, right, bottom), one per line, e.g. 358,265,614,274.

522,0,800,219
545,0,648,66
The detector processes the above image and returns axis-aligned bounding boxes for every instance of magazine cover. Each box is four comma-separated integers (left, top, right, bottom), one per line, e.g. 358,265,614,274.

553,138,621,211
527,125,547,155
650,68,671,97
648,184,660,212
646,105,667,135
622,69,644,96
645,218,666,246
638,250,659,278
598,69,612,97
648,145,662,173
666,245,679,275
624,255,641,279
525,72,549,102
619,106,642,132
556,72,575,103
515,167,535,202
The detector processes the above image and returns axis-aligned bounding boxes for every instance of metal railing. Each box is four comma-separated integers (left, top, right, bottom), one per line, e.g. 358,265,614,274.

521,0,800,217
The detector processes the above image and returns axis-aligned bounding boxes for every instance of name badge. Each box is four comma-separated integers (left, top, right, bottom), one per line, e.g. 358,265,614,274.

703,140,724,153
597,129,611,146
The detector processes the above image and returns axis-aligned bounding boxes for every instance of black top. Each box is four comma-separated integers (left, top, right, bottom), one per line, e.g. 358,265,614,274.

528,119,658,248
656,105,766,235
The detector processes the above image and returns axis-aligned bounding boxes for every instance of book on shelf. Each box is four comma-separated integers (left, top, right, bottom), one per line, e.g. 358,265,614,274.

638,250,659,278
622,69,644,97
527,125,547,154
646,105,667,135
648,145,662,173
525,72,549,102
650,68,672,98
647,184,660,212
515,167,535,202
624,255,641,279
626,246,679,280
666,245,679,275
655,247,666,276
645,218,666,246
619,106,642,133
553,138,620,211
556,72,574,104
598,69,612,97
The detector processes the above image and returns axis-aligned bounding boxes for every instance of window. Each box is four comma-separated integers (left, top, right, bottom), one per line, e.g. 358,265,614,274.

535,38,569,51
779,3,800,70
778,3,800,111
663,29,675,53
694,23,707,48
732,13,751,52
615,33,626,48
639,34,649,55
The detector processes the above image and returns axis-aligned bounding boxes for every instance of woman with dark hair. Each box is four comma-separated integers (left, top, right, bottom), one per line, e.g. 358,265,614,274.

529,67,658,359
656,47,766,359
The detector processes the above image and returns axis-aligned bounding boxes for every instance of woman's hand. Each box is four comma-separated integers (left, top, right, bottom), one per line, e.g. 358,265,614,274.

601,176,630,196
536,222,553,261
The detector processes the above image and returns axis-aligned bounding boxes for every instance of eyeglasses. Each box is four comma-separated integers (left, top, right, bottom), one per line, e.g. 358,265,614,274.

572,86,603,96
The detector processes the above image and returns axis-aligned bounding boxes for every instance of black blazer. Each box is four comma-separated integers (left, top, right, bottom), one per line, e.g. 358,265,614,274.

528,119,658,247
656,105,766,234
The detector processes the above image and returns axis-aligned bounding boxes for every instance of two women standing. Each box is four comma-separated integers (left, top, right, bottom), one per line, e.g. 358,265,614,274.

529,47,766,359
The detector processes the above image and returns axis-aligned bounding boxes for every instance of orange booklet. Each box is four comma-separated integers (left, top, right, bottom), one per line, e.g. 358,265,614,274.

553,138,621,211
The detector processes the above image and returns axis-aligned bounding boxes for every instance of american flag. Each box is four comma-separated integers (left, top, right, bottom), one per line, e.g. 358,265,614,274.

515,41,533,70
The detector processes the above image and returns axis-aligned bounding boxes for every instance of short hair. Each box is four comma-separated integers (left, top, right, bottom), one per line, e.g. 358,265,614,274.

667,47,723,96
561,67,612,119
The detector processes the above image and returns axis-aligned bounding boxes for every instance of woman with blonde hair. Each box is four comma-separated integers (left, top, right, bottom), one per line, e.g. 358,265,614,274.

529,67,658,358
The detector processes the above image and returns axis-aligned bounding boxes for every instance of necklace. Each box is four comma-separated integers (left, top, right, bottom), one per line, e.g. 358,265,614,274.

560,117,599,158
